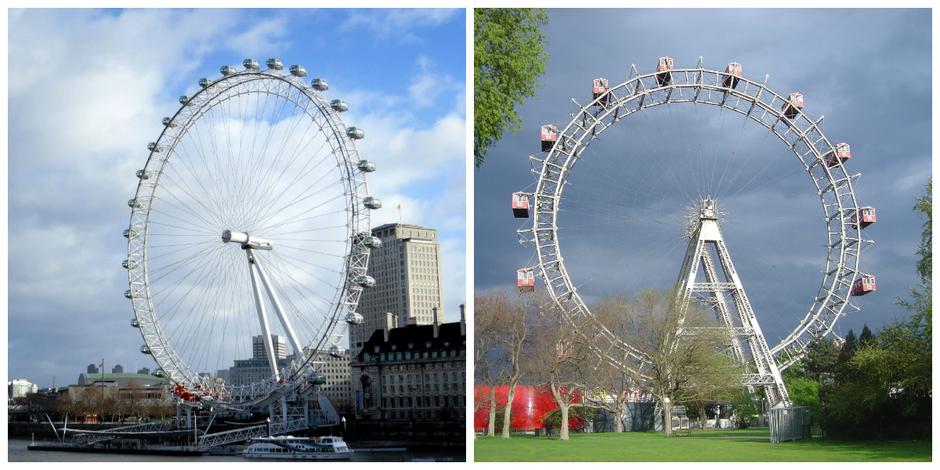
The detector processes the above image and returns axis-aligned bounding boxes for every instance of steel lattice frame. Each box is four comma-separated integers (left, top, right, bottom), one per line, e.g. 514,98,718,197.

125,62,373,408
519,61,872,376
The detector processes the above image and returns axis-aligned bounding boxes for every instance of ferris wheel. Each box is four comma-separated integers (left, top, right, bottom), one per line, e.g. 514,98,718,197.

513,56,877,384
124,58,381,409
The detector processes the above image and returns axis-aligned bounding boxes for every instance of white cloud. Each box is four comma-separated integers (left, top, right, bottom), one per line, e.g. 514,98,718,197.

338,9,459,44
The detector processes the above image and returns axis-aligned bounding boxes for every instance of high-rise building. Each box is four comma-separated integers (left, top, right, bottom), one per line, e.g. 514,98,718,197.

309,349,353,412
252,334,287,360
350,224,445,351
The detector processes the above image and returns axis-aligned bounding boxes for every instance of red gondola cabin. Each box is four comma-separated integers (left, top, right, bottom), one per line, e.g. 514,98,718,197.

592,77,609,105
517,269,535,292
656,56,674,86
852,274,876,296
512,192,530,218
723,62,743,89
857,207,877,228
782,92,804,119
825,143,852,167
540,124,559,152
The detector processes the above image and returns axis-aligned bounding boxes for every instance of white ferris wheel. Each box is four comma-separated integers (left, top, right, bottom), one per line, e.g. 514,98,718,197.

513,56,877,405
124,58,381,410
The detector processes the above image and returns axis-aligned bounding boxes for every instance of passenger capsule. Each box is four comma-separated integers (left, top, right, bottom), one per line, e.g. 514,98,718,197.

363,196,382,209
345,312,364,325
328,344,346,358
128,198,142,209
330,99,349,112
363,236,382,249
512,192,530,218
592,77,609,105
140,345,152,354
266,58,284,70
347,127,365,140
124,290,133,299
198,78,211,88
130,318,140,328
723,62,743,89
656,56,674,86
179,95,190,105
824,143,851,167
354,275,376,288
153,369,167,378
311,78,329,91
851,274,877,296
123,228,135,238
857,207,877,229
161,117,176,127
357,160,376,172
243,58,260,70
122,259,137,269
540,124,559,152
289,65,308,77
220,65,237,76
148,142,163,152
517,268,536,292
782,92,804,119
136,169,149,180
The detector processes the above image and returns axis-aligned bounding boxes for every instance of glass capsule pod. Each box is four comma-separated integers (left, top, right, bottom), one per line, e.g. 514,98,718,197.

161,117,176,127
330,99,349,112
140,345,152,354
363,196,381,209
345,312,364,325
347,127,365,140
357,160,376,172
289,64,308,77
354,275,376,288
136,169,149,180
147,142,163,152
266,58,284,70
220,65,237,76
311,78,329,91
128,198,142,208
198,78,211,88
122,259,137,269
124,290,133,299
243,58,260,70
130,318,140,327
329,345,346,358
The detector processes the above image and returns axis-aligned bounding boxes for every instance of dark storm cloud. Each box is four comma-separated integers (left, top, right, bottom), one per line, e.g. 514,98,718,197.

475,9,931,345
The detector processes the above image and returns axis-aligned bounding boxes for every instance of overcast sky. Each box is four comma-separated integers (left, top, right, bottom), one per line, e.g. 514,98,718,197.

475,9,931,349
8,8,466,387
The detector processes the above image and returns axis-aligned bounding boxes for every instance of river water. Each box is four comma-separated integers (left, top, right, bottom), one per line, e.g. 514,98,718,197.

8,439,464,462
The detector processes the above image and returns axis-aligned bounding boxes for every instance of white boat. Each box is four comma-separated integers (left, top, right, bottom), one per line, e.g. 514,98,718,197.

242,435,353,460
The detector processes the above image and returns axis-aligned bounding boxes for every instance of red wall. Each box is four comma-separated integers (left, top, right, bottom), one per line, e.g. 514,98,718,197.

474,385,585,432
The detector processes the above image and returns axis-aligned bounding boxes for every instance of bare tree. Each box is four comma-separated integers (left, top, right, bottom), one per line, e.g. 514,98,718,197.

526,312,590,440
474,290,507,437
498,293,530,438
616,289,742,436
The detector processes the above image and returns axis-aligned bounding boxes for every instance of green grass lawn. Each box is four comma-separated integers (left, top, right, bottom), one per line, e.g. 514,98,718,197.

474,428,931,462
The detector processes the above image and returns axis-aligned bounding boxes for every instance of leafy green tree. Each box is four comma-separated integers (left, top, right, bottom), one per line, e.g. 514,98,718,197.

900,178,931,337
837,329,857,365
802,338,840,383
474,8,549,167
858,324,875,347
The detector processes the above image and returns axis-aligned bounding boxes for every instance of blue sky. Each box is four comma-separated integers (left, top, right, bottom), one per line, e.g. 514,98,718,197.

475,9,931,350
8,8,466,387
